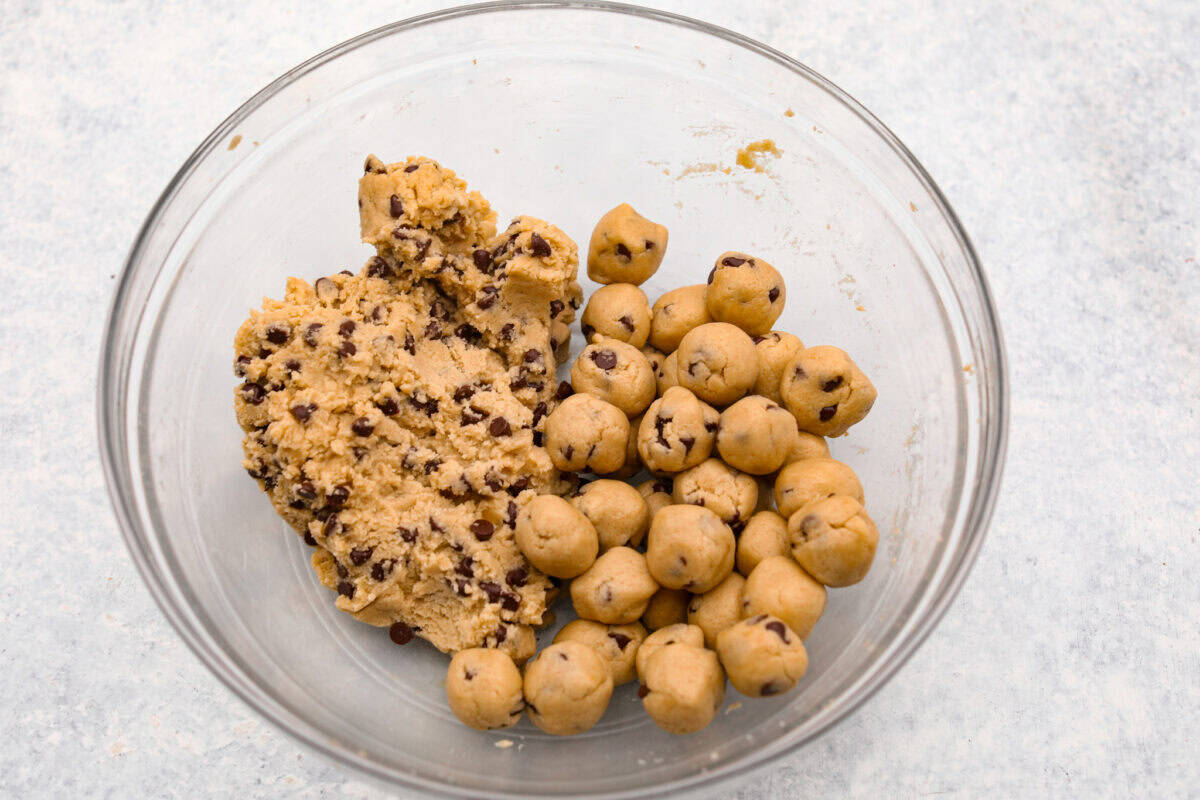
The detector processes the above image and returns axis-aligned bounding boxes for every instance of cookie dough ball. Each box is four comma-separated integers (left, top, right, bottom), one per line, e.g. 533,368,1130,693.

635,623,706,679
780,345,877,437
781,430,831,466
705,252,786,336
496,624,538,667
740,555,826,639
649,285,711,353
736,511,790,576
515,495,599,579
640,643,726,735
572,479,652,551
646,504,735,593
773,458,864,519
571,340,656,417
587,203,668,285
642,587,690,630
789,495,879,587
676,322,758,406
687,572,746,648
445,648,525,731
637,477,675,519
544,394,630,473
656,350,681,394
524,642,614,736
554,619,647,686
641,345,667,378
673,458,758,531
571,546,660,624
753,331,805,404
716,614,808,698
550,319,572,364
637,387,718,474
581,283,652,348
715,395,801,475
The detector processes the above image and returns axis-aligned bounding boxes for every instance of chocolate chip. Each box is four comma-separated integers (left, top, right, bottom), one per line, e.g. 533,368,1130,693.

337,581,355,598
398,526,417,543
265,323,290,345
303,532,318,546
680,436,695,452
338,340,357,357
389,622,414,644
461,406,487,425
453,578,470,596
580,323,596,339
403,332,416,355
529,232,552,257
283,359,301,376
499,322,514,340
424,321,441,339
327,484,350,507
233,355,251,377
760,682,782,696
239,382,266,405
322,516,341,537
335,562,348,578
378,397,400,416
338,320,356,337
471,519,495,541
618,315,635,331
549,299,565,318
615,243,631,260
297,481,317,499
404,163,420,173
563,444,575,461
652,479,672,494
608,633,632,650
506,567,527,587
819,405,838,421
455,557,475,578
768,286,781,302
314,277,338,301
455,323,482,343
706,267,717,284
301,323,322,347
555,380,573,400
638,684,650,698
765,620,790,642
430,517,446,534
506,501,519,529
532,402,548,427
524,348,543,364
722,256,747,267
479,581,502,603
489,417,511,436
290,403,316,423
387,194,404,218
423,458,441,475
351,417,374,436
508,476,530,496
473,249,494,272
350,546,374,566
793,364,807,379
532,431,544,446
366,256,393,279
501,593,520,612
364,155,385,174
645,239,655,249
493,624,507,643
478,290,498,310
822,376,844,392
370,559,395,580
453,384,476,403
590,349,618,370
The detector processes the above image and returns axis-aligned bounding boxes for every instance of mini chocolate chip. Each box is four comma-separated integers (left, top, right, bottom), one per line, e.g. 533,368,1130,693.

364,155,385,174
297,481,317,499
768,286,781,302
508,477,530,496
398,526,417,543
240,382,266,404
338,340,357,357
335,562,348,578
378,397,400,416
822,376,844,392
370,559,395,581
461,406,487,426
284,359,301,375
233,355,251,376
471,519,495,541
423,458,442,475
337,581,355,598
453,384,476,402
760,682,782,696
529,232,552,257
424,321,441,339
765,620,790,642
591,349,618,370
793,364,807,379
366,255,392,278
302,323,323,347
608,633,632,650
645,239,655,249
430,517,446,534
532,402,548,426
532,431,544,446
680,436,695,452
389,622,414,644
819,405,838,421
499,322,515,340
580,323,596,338
265,323,290,345
563,444,575,461
480,581,502,603
454,578,471,597
350,546,374,566
618,315,635,331
706,267,717,284
339,320,356,337
473,248,494,272
501,593,520,611
489,417,511,436
455,557,475,578
493,624,508,643
303,532,317,546
352,417,374,436
403,332,416,354
638,684,650,698
615,243,631,260
322,516,341,537
722,256,747,267
506,501,519,529
290,403,316,423
327,484,350,506
455,323,482,343
549,299,564,318
524,348,542,363
555,381,573,400
388,194,404,217
506,567,527,587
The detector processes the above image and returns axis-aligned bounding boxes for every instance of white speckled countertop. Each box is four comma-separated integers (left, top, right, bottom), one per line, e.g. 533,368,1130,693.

2,0,1197,796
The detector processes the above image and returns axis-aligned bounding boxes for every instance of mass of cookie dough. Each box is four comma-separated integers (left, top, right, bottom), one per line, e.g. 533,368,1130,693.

675,322,759,406
636,387,718,474
781,430,831,466
715,395,801,475
570,546,660,624
645,504,735,593
752,331,805,403
553,618,646,686
550,319,572,364
779,345,877,437
587,203,668,286
514,494,599,579
649,284,712,354
444,648,525,730
581,283,652,348
704,252,786,336
687,572,746,648
637,477,675,518
736,510,791,576
544,393,630,473
635,623,706,679
641,345,666,377
788,495,879,587
570,340,656,416
572,479,651,550
673,458,759,531
773,458,864,519
656,350,681,394
740,554,827,640
603,414,643,480
716,614,808,698
640,643,726,734
642,587,690,630
523,641,614,736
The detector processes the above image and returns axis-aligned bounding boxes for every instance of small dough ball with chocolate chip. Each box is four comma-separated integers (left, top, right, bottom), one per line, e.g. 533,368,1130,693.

646,504,735,593
656,350,681,395
637,477,675,519
571,340,656,417
544,393,630,473
642,587,690,630
496,624,538,667
635,623,705,679
554,619,647,686
753,331,805,403
581,283,652,348
780,345,877,437
705,252,786,336
515,494,599,579
649,284,711,353
588,203,668,285
715,395,801,475
637,387,718,474
673,458,758,531
640,643,726,734
676,322,759,406
687,572,746,648
445,648,525,730
716,614,808,698
736,510,790,576
788,495,879,587
524,641,614,736
602,414,643,480
641,345,667,378
550,319,572,364
781,430,831,466
571,546,660,624
572,479,651,551
740,555,826,639
773,458,864,519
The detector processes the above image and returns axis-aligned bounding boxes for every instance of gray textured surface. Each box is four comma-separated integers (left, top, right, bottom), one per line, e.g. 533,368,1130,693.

2,0,1198,796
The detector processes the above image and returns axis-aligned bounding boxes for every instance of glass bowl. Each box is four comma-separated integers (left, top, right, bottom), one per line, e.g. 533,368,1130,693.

97,2,1007,797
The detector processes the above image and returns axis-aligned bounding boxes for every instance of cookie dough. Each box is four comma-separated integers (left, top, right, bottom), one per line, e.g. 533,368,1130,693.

672,458,758,531
523,641,614,735
553,618,646,686
773,458,864,519
716,614,808,697
752,331,805,404
550,319,572,364
645,504,735,593
781,430,831,466
640,643,726,735
656,350,681,395
788,495,879,587
445,648,525,730
635,623,706,679
570,546,659,624
580,283,652,348
642,587,690,630
641,345,667,378
649,285,711,353
779,345,877,437
572,479,652,550
715,395,801,475
605,413,643,480
735,510,790,576
514,494,599,579
636,387,718,474
636,477,675,519
687,572,746,647
675,322,759,406
740,554,826,640
704,252,786,336
570,340,656,416
587,203,668,285
544,393,630,473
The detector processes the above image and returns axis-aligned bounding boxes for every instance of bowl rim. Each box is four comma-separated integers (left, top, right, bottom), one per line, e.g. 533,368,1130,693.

97,1,1009,796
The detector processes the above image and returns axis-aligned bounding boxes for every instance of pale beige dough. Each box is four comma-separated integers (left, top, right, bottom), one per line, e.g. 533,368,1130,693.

587,203,668,285
635,623,705,679
642,587,691,631
514,495,598,579
740,554,826,640
636,477,675,519
550,319,572,364
687,572,746,648
656,350,681,394
773,457,864,519
788,494,879,587
636,387,718,474
715,395,801,475
570,546,660,624
581,283,652,348
781,430,831,466
752,331,805,403
673,458,758,531
445,648,525,730
736,510,790,576
675,322,759,406
640,643,726,735
704,252,786,336
779,345,877,437
649,285,711,353
716,614,808,698
641,345,667,378
544,393,630,473
523,641,613,735
572,479,651,551
553,618,646,686
570,340,656,416
645,504,735,593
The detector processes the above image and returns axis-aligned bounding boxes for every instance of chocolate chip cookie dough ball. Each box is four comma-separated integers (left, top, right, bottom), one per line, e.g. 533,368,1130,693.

646,504,735,593
773,458,864,519
640,643,726,734
553,619,647,686
571,546,660,624
637,387,718,474
588,203,668,286
602,414,642,480
740,555,826,640
736,510,791,576
715,396,801,475
550,319,572,364
781,431,831,466
445,648,525,730
572,479,651,551
495,624,538,667
523,641,614,735
780,345,877,437
515,495,599,579
687,572,746,648
675,323,759,406
581,284,652,348
571,340,657,417
544,393,630,473
642,587,690,630
704,252,786,336
649,285,711,353
636,477,675,519
656,351,681,394
673,458,758,531
752,331,805,403
641,345,667,378
788,495,879,587
716,614,808,698
635,622,705,678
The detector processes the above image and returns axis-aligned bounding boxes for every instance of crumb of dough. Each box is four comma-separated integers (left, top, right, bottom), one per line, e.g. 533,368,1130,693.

736,140,781,172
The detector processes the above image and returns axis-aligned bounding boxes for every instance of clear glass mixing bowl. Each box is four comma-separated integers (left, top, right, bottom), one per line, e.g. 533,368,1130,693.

98,3,1007,797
